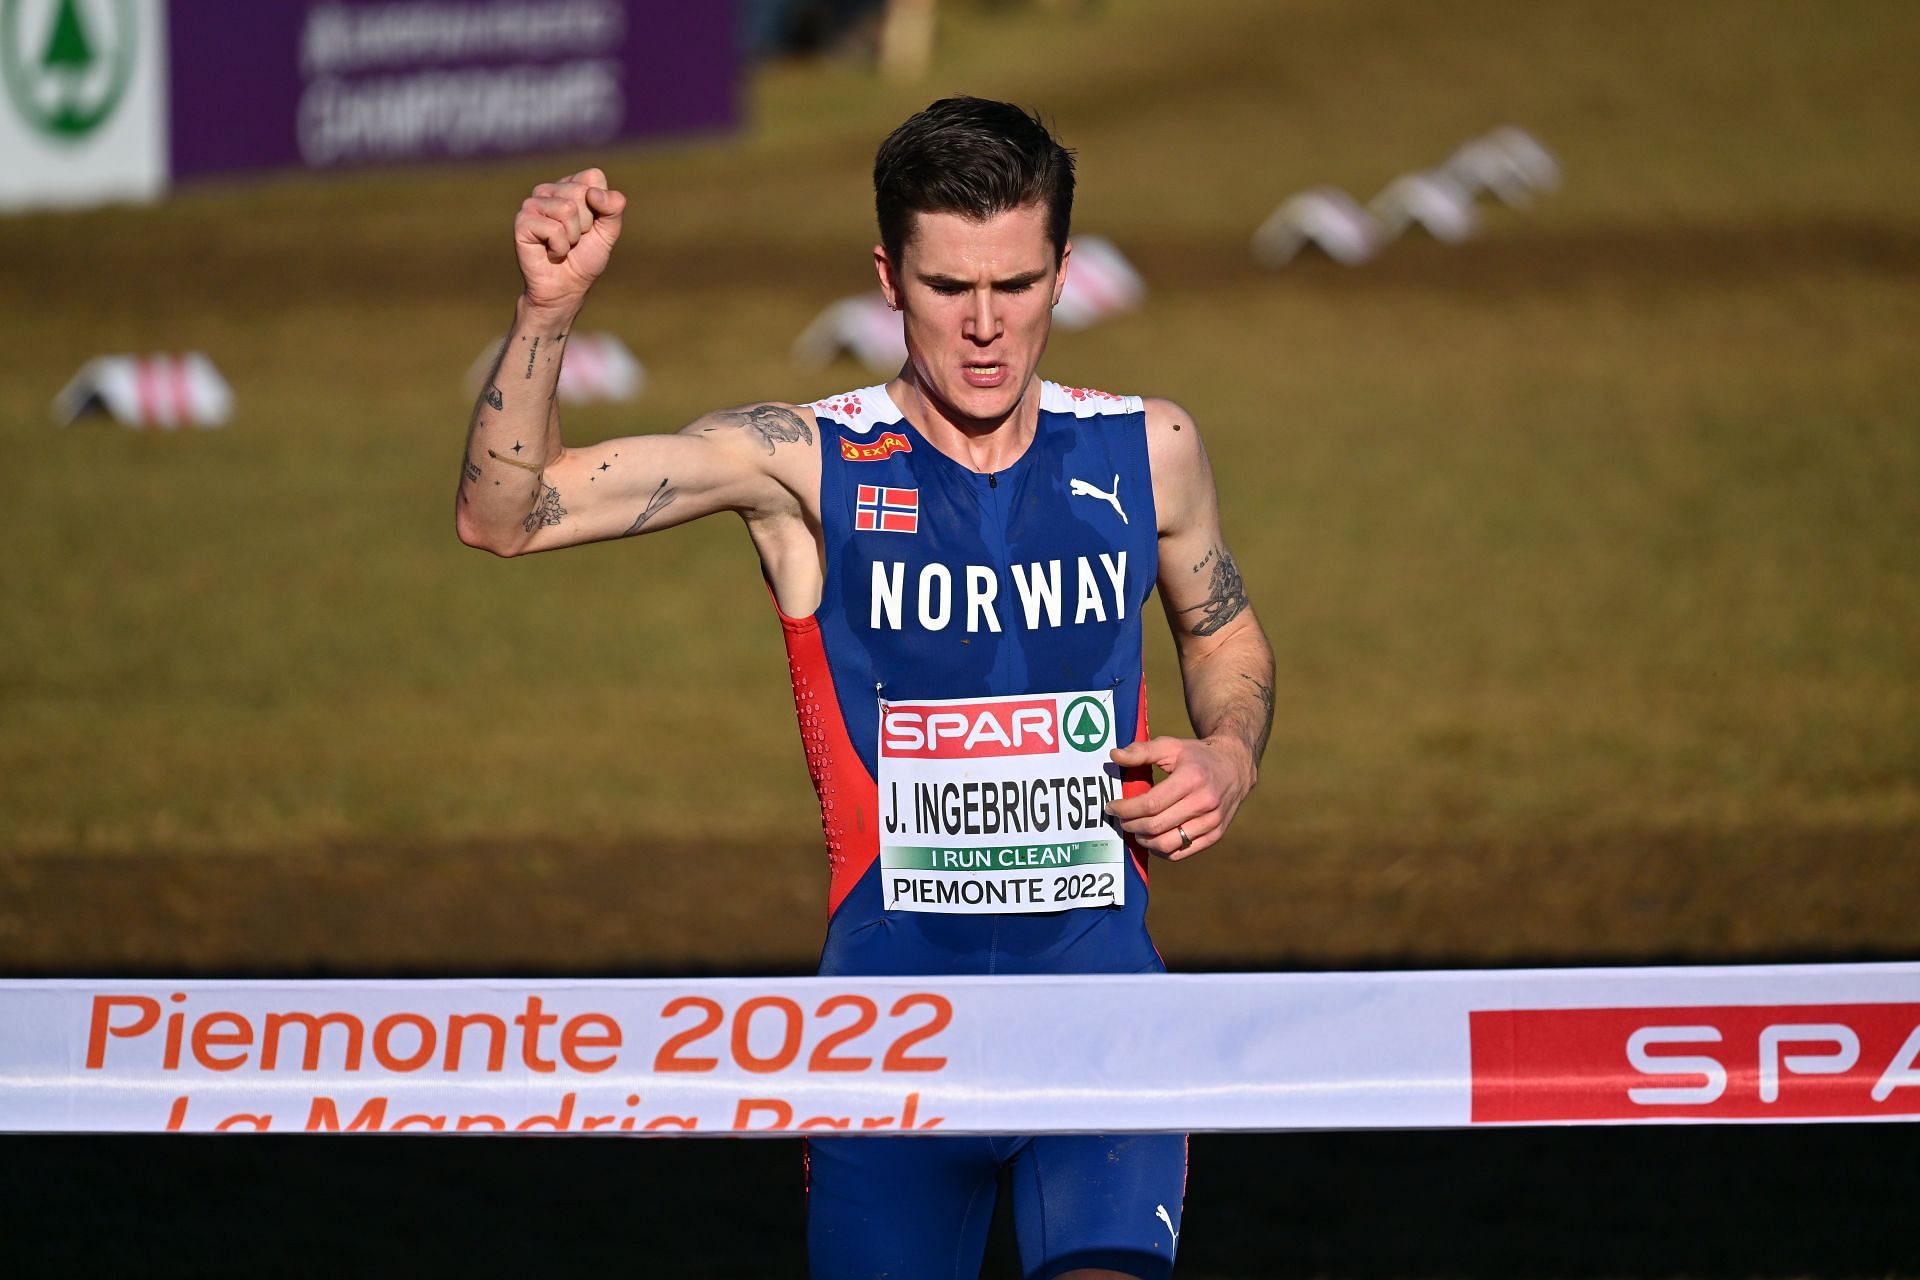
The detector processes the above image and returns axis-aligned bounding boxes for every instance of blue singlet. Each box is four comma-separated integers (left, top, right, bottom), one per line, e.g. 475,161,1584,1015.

777,382,1186,1279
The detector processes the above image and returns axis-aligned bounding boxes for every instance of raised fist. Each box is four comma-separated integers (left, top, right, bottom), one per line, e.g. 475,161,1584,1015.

514,167,627,313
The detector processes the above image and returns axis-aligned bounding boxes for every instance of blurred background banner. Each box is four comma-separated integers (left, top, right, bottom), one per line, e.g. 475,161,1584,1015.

0,0,168,209
0,0,737,209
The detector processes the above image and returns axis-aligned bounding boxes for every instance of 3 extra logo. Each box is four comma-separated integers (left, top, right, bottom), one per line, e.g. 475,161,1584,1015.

841,432,912,462
1,0,137,142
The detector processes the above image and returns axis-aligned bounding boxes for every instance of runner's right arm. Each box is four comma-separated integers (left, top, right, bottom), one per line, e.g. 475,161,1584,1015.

454,169,814,557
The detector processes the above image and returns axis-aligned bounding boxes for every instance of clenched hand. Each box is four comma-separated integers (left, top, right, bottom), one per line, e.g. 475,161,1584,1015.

514,167,627,314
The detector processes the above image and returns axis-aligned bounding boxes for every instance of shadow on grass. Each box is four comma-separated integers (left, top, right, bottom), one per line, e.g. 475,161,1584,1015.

1,1126,1912,1278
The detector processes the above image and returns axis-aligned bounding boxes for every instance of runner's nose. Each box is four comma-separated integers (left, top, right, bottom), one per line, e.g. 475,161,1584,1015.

966,288,999,344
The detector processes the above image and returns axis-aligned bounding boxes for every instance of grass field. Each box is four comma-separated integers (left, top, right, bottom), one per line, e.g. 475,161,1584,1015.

3,0,1918,972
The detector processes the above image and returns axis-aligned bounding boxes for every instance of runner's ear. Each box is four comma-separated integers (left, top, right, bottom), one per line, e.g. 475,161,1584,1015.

874,244,902,310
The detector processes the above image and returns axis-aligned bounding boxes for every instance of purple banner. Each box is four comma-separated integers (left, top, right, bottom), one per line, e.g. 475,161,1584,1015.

166,0,736,179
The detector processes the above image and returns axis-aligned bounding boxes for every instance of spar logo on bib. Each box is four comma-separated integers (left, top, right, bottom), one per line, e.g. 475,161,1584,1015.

881,698,1058,759
1061,696,1110,752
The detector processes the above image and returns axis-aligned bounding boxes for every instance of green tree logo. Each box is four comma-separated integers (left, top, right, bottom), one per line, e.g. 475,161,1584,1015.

1,0,137,142
1062,697,1112,753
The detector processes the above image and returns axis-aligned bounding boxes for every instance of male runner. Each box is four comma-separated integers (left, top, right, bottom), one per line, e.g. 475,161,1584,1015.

457,97,1274,1280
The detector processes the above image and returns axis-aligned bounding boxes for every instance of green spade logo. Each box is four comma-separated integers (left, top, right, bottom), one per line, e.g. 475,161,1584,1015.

1062,696,1111,752
2,0,137,142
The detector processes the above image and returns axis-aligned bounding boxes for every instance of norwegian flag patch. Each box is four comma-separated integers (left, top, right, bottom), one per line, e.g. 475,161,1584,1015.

855,484,919,533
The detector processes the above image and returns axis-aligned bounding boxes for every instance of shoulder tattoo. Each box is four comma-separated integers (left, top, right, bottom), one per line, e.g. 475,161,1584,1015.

721,404,812,454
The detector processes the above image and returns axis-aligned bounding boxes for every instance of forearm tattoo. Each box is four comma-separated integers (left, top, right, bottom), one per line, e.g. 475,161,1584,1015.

473,334,509,416
1182,546,1249,637
722,404,812,454
621,478,677,537
523,484,566,533
1242,672,1274,720
463,456,482,484
1241,673,1275,759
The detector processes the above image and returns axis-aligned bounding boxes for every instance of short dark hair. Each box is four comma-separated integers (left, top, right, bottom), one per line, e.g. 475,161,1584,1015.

874,96,1075,266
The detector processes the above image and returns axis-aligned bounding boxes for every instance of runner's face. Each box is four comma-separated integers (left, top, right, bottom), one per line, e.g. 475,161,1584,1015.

877,203,1069,428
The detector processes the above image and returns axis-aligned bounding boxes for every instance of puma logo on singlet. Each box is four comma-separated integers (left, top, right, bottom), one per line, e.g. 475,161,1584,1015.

1069,473,1128,525
1156,1204,1179,1251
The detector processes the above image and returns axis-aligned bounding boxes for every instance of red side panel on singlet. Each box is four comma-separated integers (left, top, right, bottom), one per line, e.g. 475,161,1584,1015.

774,592,879,917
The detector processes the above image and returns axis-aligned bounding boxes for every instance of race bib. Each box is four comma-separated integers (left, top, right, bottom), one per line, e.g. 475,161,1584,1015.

877,691,1126,914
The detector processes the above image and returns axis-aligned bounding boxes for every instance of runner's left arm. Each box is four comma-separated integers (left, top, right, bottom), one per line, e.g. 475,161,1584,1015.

1106,398,1275,860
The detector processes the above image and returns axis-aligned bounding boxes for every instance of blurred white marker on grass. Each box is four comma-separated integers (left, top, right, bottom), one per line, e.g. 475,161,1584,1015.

54,353,233,428
1370,171,1480,244
792,295,907,375
1251,188,1383,267
1050,235,1146,330
1443,126,1561,208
